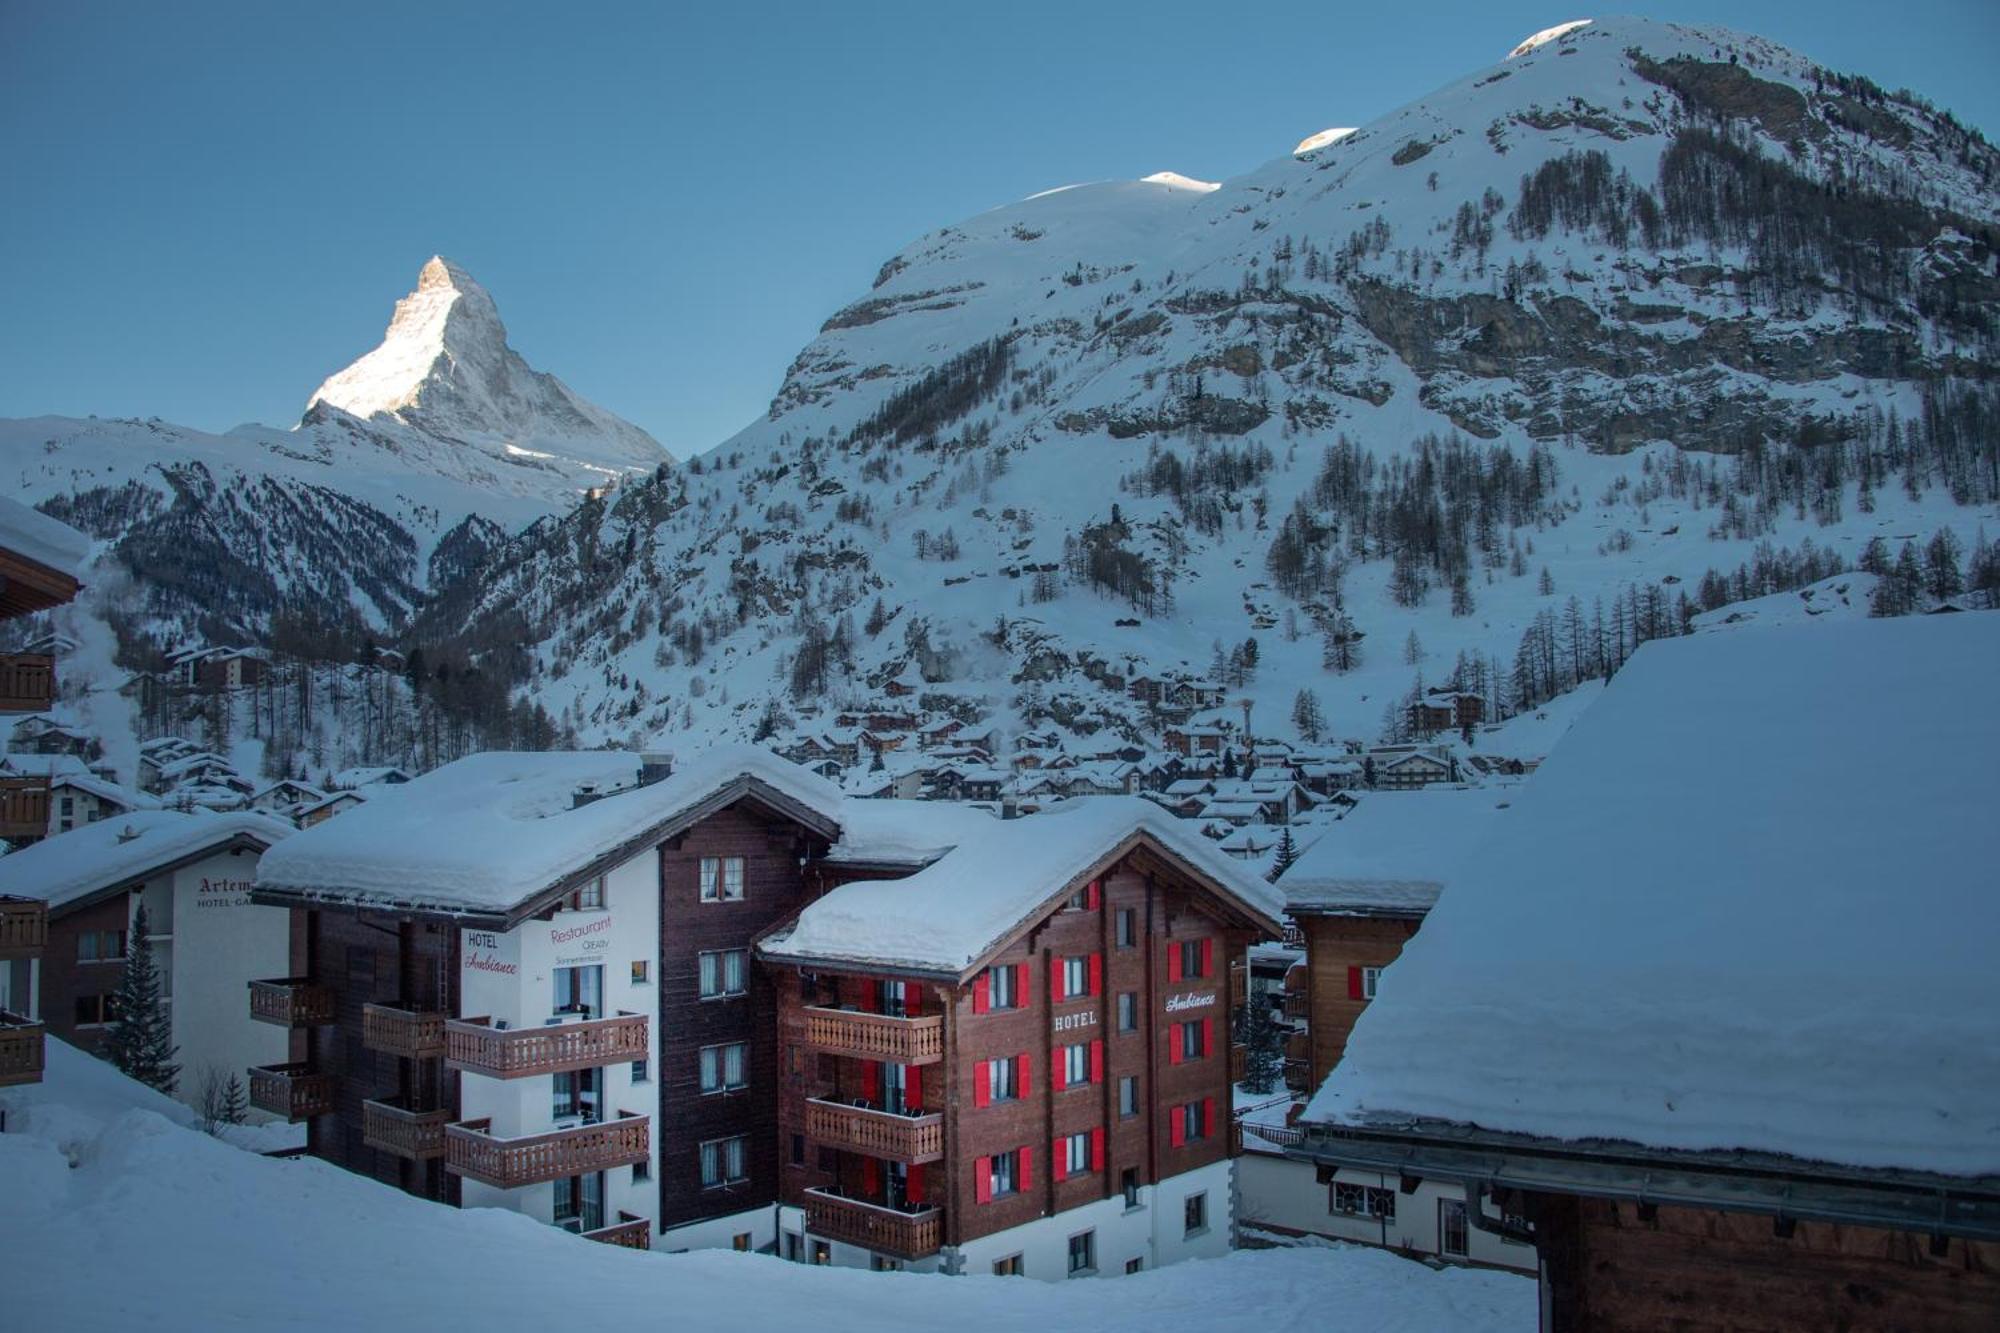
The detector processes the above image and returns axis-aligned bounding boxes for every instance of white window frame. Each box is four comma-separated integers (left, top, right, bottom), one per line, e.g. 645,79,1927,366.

1063,1042,1088,1087
700,1041,748,1093
1064,1132,1090,1175
1361,966,1381,999
700,855,747,903
991,1149,1017,1197
989,1056,1018,1101
1063,955,1088,996
989,964,1019,1010
1066,1229,1096,1276
699,949,748,999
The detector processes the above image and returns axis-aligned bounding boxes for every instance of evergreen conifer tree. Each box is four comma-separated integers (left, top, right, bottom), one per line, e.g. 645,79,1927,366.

1267,827,1300,882
1233,997,1284,1094
105,903,178,1095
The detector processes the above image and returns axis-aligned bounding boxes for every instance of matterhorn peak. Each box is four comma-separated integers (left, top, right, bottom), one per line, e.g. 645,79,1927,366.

305,255,670,482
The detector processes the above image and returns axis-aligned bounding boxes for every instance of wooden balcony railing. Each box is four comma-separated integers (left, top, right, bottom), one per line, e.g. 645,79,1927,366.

0,1012,44,1087
1285,1031,1311,1063
248,978,336,1028
0,654,54,713
799,1007,943,1066
0,896,47,959
1229,1043,1247,1084
1283,991,1310,1020
446,1113,650,1189
247,1063,337,1121
803,1188,943,1260
582,1212,652,1250
362,1002,446,1059
1283,1057,1311,1092
0,779,48,841
1230,964,1248,1007
361,1098,451,1160
804,1098,944,1164
446,1012,649,1080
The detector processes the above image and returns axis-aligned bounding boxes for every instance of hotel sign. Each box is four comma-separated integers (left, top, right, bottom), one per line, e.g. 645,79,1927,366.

1164,991,1217,1014
550,914,612,968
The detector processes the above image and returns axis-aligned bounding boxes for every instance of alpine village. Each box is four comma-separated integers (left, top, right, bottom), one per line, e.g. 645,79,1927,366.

1,12,1996,1332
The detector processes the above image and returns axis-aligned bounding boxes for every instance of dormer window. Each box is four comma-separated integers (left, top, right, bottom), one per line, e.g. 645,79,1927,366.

562,876,605,912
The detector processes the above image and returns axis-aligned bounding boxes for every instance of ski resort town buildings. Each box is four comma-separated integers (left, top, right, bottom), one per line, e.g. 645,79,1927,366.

246,748,1281,1274
0,496,89,1089
1293,615,2000,1327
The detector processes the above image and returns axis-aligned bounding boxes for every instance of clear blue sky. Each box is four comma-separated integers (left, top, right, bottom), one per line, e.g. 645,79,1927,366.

3,2,1995,456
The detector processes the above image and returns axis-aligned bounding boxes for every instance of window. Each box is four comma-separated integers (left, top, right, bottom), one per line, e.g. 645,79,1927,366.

1179,1101,1207,1143
700,1135,748,1188
1179,939,1205,979
990,1149,1018,1197
871,1255,902,1272
1063,1132,1090,1175
988,1055,1018,1102
1184,1191,1208,1236
1439,1199,1469,1257
1062,955,1088,997
790,1133,805,1167
1125,1257,1144,1275
992,1254,1024,1277
1066,1230,1096,1276
552,1068,600,1122
1063,1043,1088,1088
699,949,747,998
77,929,126,963
553,964,603,1018
1362,966,1381,999
987,963,1019,1011
1333,1183,1397,1220
1119,1075,1139,1118
784,1232,803,1263
1121,1167,1141,1209
1116,908,1137,948
700,1042,748,1093
700,855,746,902
630,1058,650,1083
1065,888,1090,912
552,1173,603,1233
630,959,649,985
632,1159,650,1183
1117,992,1138,1033
562,876,605,912
74,993,118,1026
1179,1019,1207,1060
733,1232,753,1253
811,1240,831,1266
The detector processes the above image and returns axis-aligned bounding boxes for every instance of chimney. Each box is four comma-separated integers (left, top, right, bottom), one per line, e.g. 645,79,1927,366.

116,825,141,844
639,751,673,787
571,783,604,810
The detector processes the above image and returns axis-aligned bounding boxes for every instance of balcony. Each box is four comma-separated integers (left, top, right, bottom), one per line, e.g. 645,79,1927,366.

361,1098,451,1160
799,1007,943,1066
248,1063,337,1121
1285,1031,1311,1064
362,1002,446,1059
0,895,47,959
0,779,48,842
445,1113,650,1189
1283,991,1310,1021
248,978,336,1028
445,1012,649,1080
582,1212,652,1250
804,1098,944,1165
0,1011,44,1087
803,1188,942,1261
1229,1043,1247,1084
0,654,54,713
1283,1057,1311,1092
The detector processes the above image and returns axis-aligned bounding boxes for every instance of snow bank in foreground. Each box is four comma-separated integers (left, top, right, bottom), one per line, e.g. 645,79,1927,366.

1310,613,2000,1176
0,1042,1532,1332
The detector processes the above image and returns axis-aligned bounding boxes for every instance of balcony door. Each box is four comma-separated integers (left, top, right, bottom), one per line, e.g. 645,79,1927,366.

553,1171,604,1233
553,963,602,1019
881,1062,908,1115
553,1067,601,1126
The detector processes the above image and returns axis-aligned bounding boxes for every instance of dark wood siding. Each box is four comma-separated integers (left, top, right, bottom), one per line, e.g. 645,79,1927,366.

42,894,131,1056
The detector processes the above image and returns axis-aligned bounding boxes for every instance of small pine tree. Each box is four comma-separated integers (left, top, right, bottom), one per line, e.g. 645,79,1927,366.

1233,997,1284,1094
1538,566,1555,596
105,903,178,1095
1290,689,1324,743
1267,827,1300,882
221,1072,247,1125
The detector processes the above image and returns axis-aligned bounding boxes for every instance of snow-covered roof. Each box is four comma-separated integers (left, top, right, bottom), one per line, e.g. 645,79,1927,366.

763,796,1284,976
327,765,411,789
0,809,292,911
48,773,160,812
1279,788,1512,916
0,754,92,781
1307,615,2000,1178
826,799,999,868
258,747,843,916
0,496,90,581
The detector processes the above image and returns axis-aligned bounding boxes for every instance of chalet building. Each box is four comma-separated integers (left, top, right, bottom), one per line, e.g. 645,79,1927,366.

759,798,1283,1277
1407,688,1484,738
1162,726,1227,760
9,715,94,757
1295,616,2000,1327
167,646,269,691
1234,789,1526,1271
0,497,88,1083
296,791,368,827
1365,747,1455,790
46,773,159,836
0,810,295,1111
326,764,412,791
882,664,926,698
249,779,328,820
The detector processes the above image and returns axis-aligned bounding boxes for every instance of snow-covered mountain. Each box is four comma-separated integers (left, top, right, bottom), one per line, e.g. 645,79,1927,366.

423,16,1998,752
305,256,669,484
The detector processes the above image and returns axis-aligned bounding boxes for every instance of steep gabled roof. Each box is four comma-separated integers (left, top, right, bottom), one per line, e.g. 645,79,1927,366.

0,810,292,912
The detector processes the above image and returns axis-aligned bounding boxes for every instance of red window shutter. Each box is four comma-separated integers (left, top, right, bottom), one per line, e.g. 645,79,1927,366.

1017,1052,1032,1098
975,1156,992,1204
973,973,991,1014
1014,964,1028,1006
906,1064,922,1110
1091,1126,1106,1172
1170,1109,1186,1148
1051,957,1066,1005
1087,879,1101,911
1167,942,1182,984
1052,1053,1068,1093
1052,1136,1068,1183
1089,1039,1103,1085
974,1059,991,1109
1201,938,1214,979
1019,1146,1033,1192
1347,966,1363,1000
862,1157,880,1196
908,1163,926,1205
861,1061,880,1104
1169,1027,1184,1067
869,979,883,1012
1089,953,1103,996
906,985,923,1016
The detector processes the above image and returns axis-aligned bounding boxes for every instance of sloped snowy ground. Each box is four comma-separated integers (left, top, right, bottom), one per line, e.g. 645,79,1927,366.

1,1040,1533,1332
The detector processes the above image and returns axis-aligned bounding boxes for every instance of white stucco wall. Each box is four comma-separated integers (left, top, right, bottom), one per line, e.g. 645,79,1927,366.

154,848,290,1114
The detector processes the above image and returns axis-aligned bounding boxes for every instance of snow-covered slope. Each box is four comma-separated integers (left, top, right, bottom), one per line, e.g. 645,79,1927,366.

307,256,670,483
426,17,1999,755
